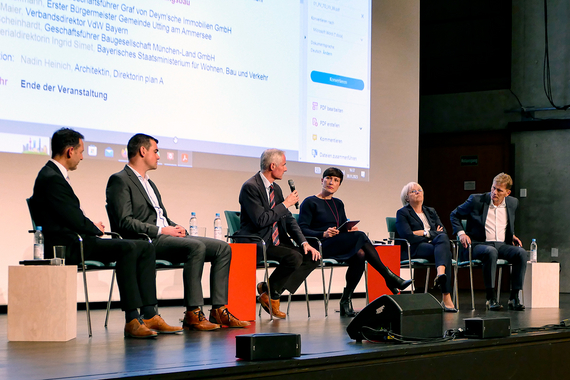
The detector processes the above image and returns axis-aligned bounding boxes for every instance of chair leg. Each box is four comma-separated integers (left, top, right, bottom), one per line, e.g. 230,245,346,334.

424,267,431,293
327,267,334,312
104,269,116,328
469,263,475,310
364,263,369,304
453,264,459,310
320,263,328,317
78,239,93,338
304,280,310,318
497,266,503,303
287,293,292,316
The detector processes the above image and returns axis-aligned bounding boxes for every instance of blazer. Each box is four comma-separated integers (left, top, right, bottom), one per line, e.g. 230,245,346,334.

395,204,447,254
30,160,103,263
235,172,305,247
106,166,176,239
450,192,518,244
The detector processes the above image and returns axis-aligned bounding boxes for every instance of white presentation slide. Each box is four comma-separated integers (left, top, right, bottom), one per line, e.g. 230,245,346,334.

0,0,371,176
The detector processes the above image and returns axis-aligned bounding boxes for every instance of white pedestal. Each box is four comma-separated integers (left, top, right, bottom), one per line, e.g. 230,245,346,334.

8,265,77,341
523,262,559,309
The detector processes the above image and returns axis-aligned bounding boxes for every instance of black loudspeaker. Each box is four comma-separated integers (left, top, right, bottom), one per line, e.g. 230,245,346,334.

236,333,301,360
347,293,443,342
464,317,511,339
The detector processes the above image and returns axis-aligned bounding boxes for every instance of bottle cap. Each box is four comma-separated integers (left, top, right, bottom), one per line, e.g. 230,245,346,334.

191,212,196,216
216,213,220,217
37,226,42,231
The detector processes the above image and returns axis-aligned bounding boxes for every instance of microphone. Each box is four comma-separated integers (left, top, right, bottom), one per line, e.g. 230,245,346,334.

288,179,299,209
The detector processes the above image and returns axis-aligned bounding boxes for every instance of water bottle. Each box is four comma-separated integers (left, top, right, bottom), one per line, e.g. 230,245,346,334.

33,226,44,260
530,239,537,263
214,213,223,240
189,212,198,236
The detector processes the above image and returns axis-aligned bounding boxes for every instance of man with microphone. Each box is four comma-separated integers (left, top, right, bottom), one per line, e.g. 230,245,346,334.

236,149,320,318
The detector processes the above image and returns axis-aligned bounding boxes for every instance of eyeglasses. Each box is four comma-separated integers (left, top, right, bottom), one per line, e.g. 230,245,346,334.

409,189,423,195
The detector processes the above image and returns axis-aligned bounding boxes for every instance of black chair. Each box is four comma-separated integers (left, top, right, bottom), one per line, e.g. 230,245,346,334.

224,210,311,319
26,197,119,338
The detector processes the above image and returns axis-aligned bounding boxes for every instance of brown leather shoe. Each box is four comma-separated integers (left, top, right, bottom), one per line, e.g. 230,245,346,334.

182,308,221,331
258,292,286,319
209,306,251,328
256,282,268,295
124,318,158,339
143,315,183,334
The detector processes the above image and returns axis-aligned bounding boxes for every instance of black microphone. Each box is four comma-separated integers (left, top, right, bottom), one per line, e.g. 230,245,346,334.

288,179,299,209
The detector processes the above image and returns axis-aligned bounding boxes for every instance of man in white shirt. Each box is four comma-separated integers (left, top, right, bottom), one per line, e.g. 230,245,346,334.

106,134,249,330
450,173,527,311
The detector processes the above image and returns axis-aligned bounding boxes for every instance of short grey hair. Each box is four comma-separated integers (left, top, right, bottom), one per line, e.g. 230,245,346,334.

400,182,421,206
260,149,285,171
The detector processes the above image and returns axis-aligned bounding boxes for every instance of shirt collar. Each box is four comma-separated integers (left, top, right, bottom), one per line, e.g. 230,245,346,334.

490,198,507,209
49,158,69,180
127,164,149,181
259,171,272,190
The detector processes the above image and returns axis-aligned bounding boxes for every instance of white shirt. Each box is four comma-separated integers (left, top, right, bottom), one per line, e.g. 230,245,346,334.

127,165,169,233
485,199,508,242
259,172,273,204
416,212,431,233
50,159,69,183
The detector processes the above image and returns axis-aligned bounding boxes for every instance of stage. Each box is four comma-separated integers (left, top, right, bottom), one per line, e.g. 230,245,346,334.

3,291,570,380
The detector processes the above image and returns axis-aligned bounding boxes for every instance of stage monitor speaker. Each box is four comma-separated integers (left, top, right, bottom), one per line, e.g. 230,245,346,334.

347,293,443,342
464,317,511,339
236,333,301,360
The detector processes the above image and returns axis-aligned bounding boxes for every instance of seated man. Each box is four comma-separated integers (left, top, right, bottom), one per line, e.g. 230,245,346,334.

235,148,320,318
450,172,527,311
30,128,181,338
106,133,249,329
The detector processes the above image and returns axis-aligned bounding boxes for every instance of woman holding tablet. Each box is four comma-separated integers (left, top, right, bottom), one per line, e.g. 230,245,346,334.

298,167,411,317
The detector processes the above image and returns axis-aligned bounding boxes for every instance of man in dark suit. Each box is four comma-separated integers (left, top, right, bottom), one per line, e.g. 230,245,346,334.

450,173,527,311
30,128,182,338
235,148,320,318
106,134,249,329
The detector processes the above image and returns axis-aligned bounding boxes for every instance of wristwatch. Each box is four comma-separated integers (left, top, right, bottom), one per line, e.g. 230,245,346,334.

423,230,428,237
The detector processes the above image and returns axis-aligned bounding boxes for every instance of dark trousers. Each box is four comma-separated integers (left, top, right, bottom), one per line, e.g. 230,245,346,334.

82,237,157,311
472,242,527,291
265,244,319,299
413,234,453,294
153,235,231,307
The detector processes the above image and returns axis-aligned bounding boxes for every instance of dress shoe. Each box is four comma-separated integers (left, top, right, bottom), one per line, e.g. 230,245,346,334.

485,299,503,311
143,314,184,334
441,301,458,313
508,297,526,311
339,287,357,317
434,274,447,291
378,264,413,294
209,306,251,328
258,292,286,319
182,308,221,331
256,282,268,295
124,318,158,339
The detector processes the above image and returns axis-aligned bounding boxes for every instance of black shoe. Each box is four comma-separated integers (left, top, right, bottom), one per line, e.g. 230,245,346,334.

508,297,525,311
485,299,503,311
339,299,357,317
441,301,458,313
388,279,413,294
434,274,447,290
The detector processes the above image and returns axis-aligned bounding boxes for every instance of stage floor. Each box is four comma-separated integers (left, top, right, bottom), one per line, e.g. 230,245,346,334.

2,291,570,380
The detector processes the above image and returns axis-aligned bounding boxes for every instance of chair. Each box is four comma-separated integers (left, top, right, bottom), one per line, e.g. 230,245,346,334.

26,198,118,338
224,210,311,319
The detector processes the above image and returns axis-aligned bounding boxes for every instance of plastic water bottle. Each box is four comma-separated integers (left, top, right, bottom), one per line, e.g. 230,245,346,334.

530,239,537,263
214,213,223,240
33,226,44,260
189,212,198,236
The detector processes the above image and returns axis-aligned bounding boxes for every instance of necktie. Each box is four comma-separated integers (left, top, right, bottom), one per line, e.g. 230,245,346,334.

269,185,280,246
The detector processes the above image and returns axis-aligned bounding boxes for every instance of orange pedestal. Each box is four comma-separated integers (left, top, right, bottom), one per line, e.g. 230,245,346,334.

227,243,257,321
367,245,400,303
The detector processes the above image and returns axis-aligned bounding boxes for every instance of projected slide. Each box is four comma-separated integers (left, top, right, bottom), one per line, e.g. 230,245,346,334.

0,0,371,174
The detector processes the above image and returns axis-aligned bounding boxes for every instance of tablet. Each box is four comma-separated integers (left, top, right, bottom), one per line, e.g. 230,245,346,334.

338,220,360,233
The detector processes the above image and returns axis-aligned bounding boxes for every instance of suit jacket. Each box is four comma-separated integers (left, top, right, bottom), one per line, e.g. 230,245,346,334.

30,160,103,263
235,172,305,247
450,192,518,244
395,204,447,254
105,166,176,239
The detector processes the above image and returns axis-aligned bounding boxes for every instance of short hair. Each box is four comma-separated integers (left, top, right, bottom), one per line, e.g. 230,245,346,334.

51,128,84,158
400,182,422,206
127,133,158,160
322,167,343,184
493,172,513,190
260,148,285,171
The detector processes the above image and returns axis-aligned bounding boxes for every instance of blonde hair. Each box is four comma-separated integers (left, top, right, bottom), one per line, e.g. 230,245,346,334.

493,173,513,190
400,182,422,206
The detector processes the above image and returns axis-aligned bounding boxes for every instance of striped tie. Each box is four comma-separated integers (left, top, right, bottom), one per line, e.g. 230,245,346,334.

269,185,280,246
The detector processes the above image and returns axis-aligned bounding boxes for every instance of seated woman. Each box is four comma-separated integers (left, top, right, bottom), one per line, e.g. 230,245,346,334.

395,182,457,312
298,167,411,317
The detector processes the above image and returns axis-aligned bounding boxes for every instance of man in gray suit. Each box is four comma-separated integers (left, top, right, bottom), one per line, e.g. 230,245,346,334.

450,173,527,311
106,134,249,329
